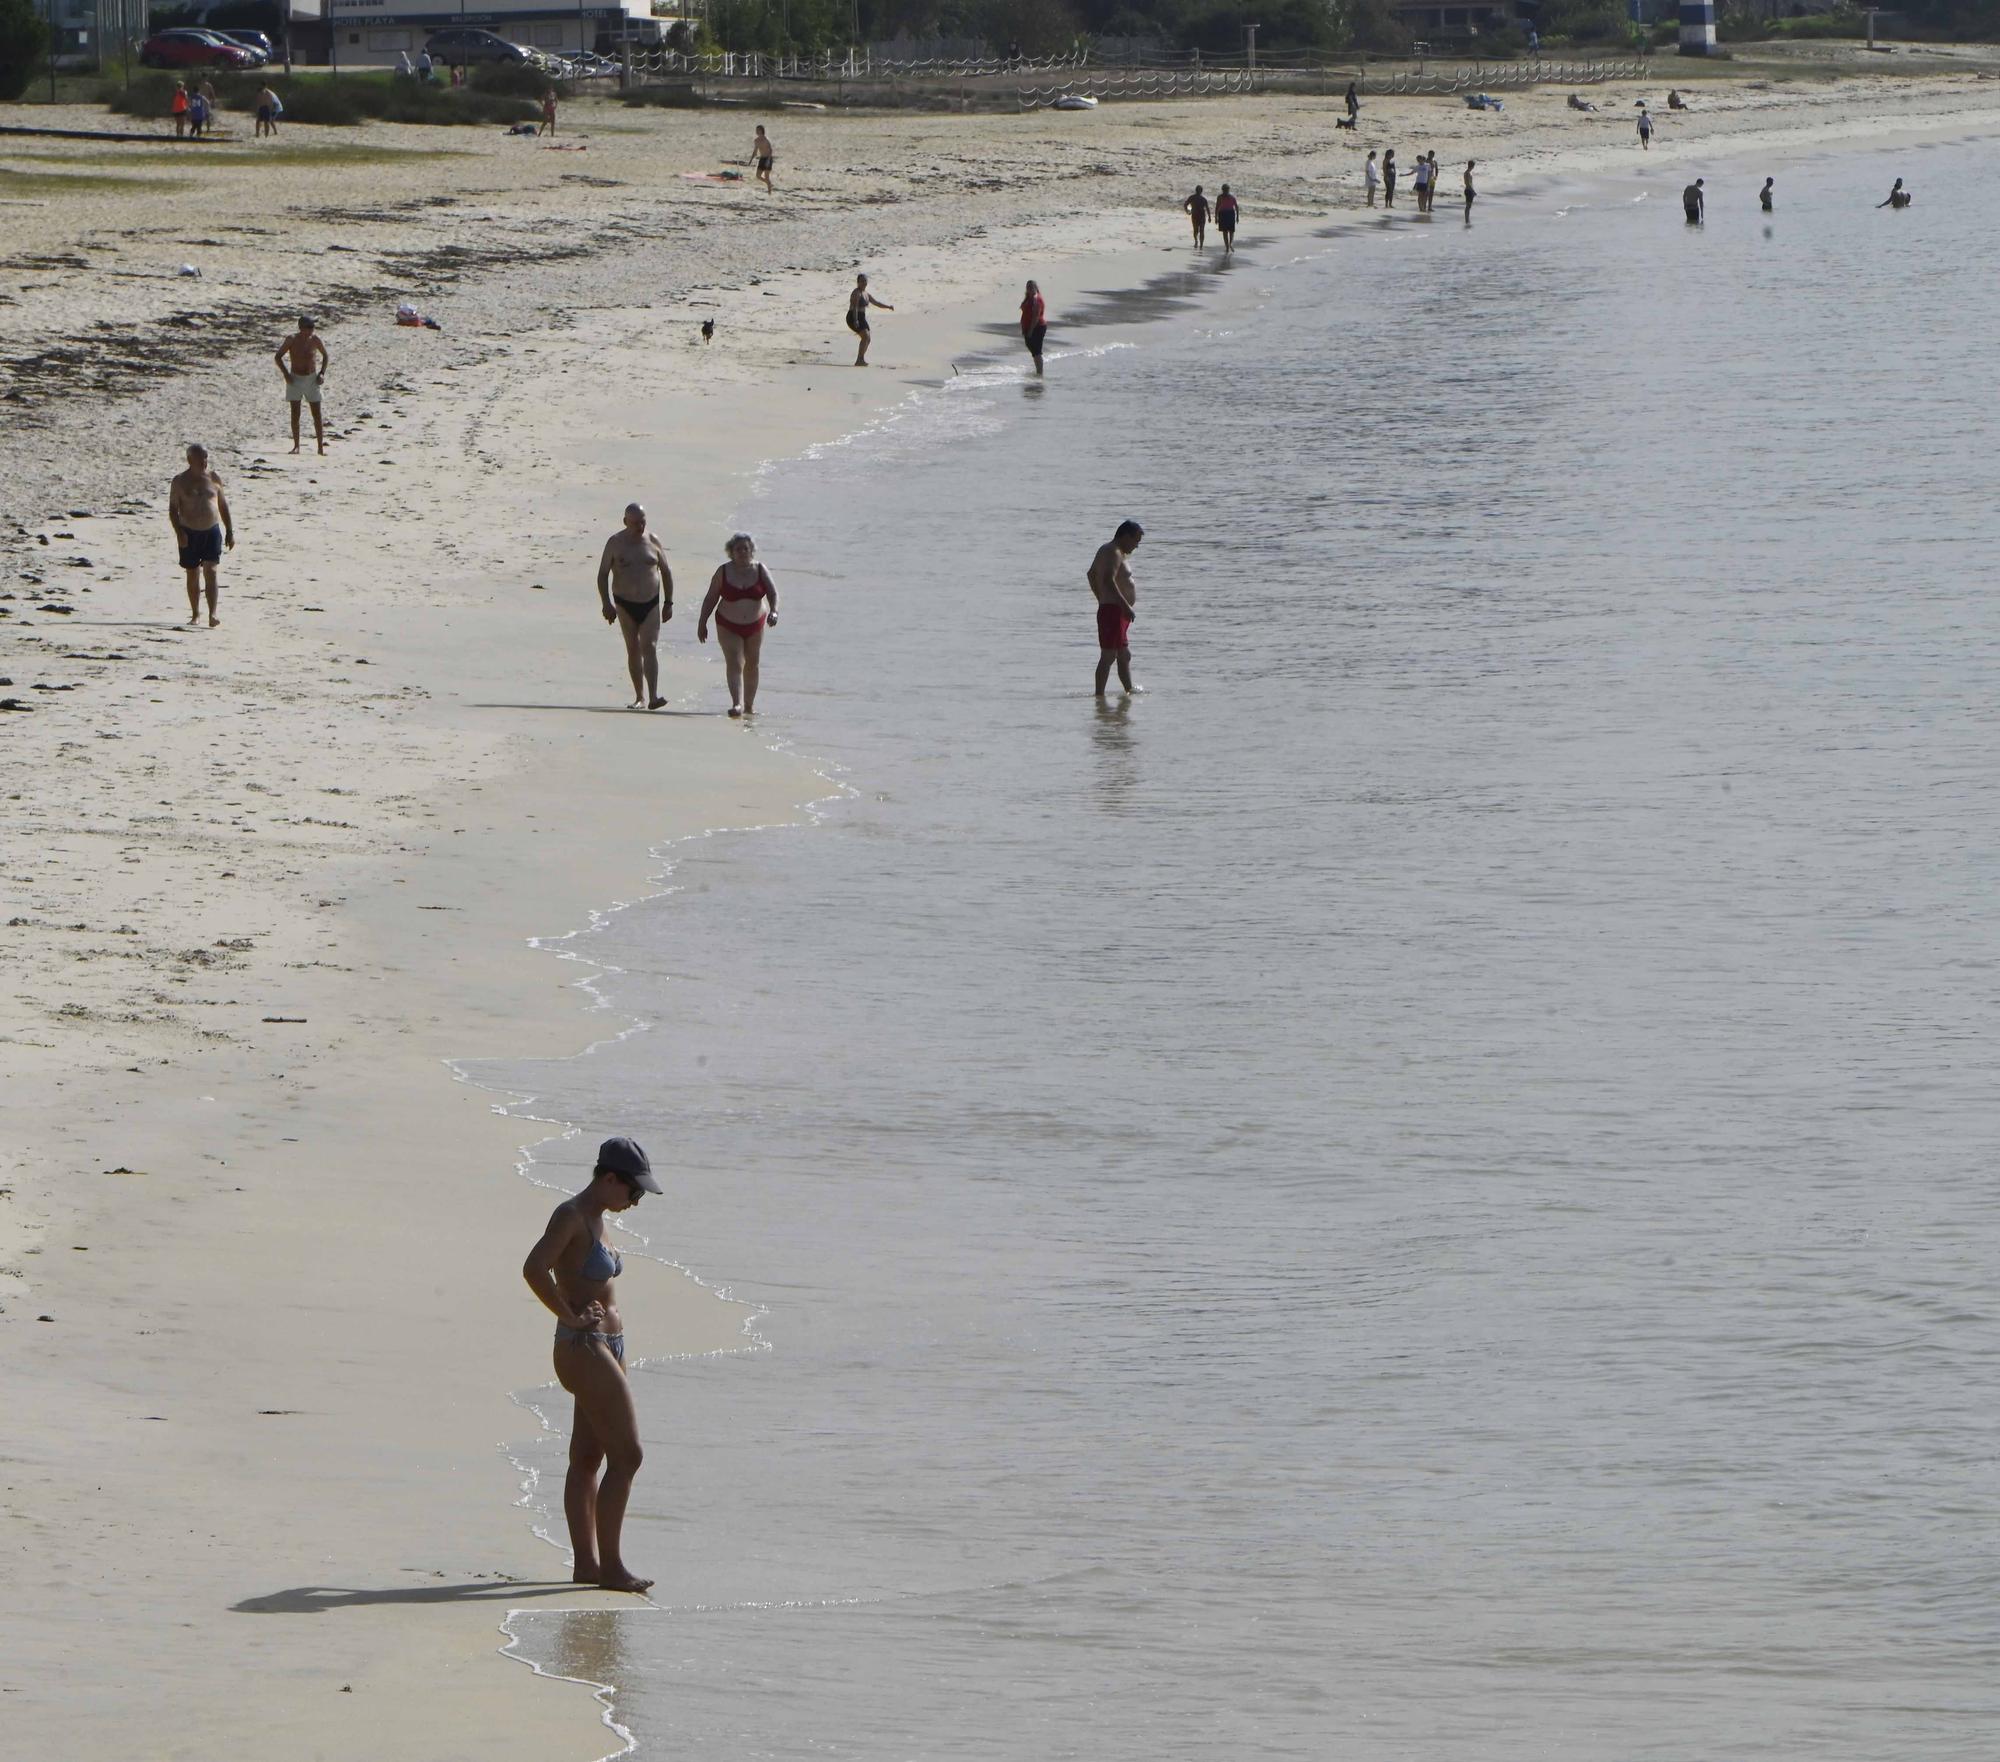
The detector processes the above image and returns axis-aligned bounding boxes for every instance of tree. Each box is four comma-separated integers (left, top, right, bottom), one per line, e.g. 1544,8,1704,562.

0,0,51,99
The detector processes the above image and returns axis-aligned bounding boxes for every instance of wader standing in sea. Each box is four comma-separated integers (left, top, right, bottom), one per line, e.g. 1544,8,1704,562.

1089,520,1144,698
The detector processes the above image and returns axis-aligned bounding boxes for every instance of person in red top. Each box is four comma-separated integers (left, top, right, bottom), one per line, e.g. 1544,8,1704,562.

171,82,189,139
1020,279,1047,377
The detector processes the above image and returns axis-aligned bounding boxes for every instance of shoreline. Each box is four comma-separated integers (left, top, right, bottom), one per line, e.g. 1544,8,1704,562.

6,74,2000,1759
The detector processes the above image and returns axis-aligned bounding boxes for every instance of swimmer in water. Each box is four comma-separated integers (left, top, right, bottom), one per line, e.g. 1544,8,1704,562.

1760,177,1775,211
1878,178,1911,208
1683,177,1705,224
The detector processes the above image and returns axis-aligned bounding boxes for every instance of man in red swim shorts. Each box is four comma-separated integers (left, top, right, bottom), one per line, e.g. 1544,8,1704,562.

1088,519,1143,697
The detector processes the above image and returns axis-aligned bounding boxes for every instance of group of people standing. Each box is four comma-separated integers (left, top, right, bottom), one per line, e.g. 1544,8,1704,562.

1363,149,1476,217
169,77,284,138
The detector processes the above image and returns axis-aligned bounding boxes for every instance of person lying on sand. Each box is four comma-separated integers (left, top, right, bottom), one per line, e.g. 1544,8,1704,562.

1567,93,1596,111
521,1136,662,1595
168,443,232,627
274,316,328,454
597,502,673,709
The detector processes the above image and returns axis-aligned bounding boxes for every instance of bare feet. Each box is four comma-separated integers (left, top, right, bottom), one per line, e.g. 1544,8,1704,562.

598,1569,654,1594
727,705,741,719
317,443,327,455
648,696,666,710
288,443,300,455
208,614,220,627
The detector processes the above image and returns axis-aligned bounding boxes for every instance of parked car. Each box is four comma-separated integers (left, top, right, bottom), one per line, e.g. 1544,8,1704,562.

138,28,259,68
422,27,535,65
215,28,274,62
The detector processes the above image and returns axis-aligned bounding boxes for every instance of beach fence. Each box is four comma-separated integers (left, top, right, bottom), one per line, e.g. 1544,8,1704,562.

614,45,1644,109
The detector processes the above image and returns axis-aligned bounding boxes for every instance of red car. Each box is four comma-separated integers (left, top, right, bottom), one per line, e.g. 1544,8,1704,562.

140,29,259,69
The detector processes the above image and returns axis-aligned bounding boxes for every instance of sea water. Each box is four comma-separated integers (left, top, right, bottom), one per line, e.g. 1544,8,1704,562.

491,132,2000,1758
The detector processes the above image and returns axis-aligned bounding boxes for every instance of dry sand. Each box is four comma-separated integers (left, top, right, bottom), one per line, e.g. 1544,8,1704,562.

4,62,1999,1759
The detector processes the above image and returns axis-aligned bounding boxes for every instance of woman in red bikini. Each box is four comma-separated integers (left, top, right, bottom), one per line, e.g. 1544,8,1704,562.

697,532,779,717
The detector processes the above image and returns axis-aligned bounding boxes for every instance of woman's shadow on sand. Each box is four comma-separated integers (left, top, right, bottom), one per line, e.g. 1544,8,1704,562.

232,1580,588,1613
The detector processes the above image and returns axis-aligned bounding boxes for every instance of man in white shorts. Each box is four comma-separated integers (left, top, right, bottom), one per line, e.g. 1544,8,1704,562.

274,316,329,455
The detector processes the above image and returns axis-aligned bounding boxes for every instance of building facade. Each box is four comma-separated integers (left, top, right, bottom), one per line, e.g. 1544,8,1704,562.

316,0,674,63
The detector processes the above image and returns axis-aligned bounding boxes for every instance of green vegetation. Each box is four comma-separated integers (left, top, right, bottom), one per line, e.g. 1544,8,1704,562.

98,69,536,126
0,0,52,101
0,164,188,193
1718,6,1867,40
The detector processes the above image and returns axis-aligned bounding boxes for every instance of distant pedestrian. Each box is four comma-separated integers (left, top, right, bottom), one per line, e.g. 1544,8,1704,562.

417,47,433,81
845,273,891,366
697,533,778,718
750,124,775,190
1683,177,1704,224
186,89,208,138
1411,152,1431,213
540,89,557,136
1364,149,1380,206
168,444,233,628
1183,184,1210,248
1215,183,1238,252
1638,107,1653,150
1382,148,1398,207
1020,278,1047,376
171,82,189,138
1760,176,1774,211
1345,81,1359,123
274,315,329,454
1089,521,1143,698
255,83,280,137
1463,159,1477,218
596,502,673,710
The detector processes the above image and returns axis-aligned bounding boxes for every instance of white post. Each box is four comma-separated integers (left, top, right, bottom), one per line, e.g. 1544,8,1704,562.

1245,22,1256,68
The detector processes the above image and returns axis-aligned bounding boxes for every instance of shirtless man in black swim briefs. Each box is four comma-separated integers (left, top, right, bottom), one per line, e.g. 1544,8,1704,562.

847,273,893,366
1183,185,1210,248
168,443,233,627
596,502,674,709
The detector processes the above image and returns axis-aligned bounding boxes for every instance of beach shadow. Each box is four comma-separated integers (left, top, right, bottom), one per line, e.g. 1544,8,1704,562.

30,619,190,630
232,1580,586,1614
469,703,720,717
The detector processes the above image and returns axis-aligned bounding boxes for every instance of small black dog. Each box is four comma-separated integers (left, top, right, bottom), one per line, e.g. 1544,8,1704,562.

1334,114,1357,131
700,319,715,343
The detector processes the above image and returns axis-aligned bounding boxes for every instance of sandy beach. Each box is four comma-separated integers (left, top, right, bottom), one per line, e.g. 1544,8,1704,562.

5,56,2000,1758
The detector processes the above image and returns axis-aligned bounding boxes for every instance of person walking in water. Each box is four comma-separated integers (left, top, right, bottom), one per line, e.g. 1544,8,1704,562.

1411,151,1431,213
596,502,673,710
274,315,329,455
1364,150,1380,206
750,123,775,191
845,273,892,366
1760,176,1775,211
1463,159,1477,220
1683,177,1705,224
1089,520,1143,698
1638,106,1654,150
1382,148,1398,207
1878,177,1912,208
521,1135,663,1595
168,443,233,628
1020,278,1047,376
697,532,778,718
1183,184,1210,248
1215,184,1239,252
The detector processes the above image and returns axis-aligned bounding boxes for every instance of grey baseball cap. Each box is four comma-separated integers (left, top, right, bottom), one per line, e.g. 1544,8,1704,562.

596,1135,661,1193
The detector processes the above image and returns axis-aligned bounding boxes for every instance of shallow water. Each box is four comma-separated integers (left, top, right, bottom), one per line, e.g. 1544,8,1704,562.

493,135,2000,1758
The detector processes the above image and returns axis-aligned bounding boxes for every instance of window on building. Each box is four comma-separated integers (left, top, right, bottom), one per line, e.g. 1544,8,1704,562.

367,28,412,49
532,23,566,44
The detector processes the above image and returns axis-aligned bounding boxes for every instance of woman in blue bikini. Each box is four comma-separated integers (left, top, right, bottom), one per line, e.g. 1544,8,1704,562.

522,1136,662,1593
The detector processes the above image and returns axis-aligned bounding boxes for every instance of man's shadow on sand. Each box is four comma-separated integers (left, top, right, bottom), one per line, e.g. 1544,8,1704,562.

233,1581,591,1614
